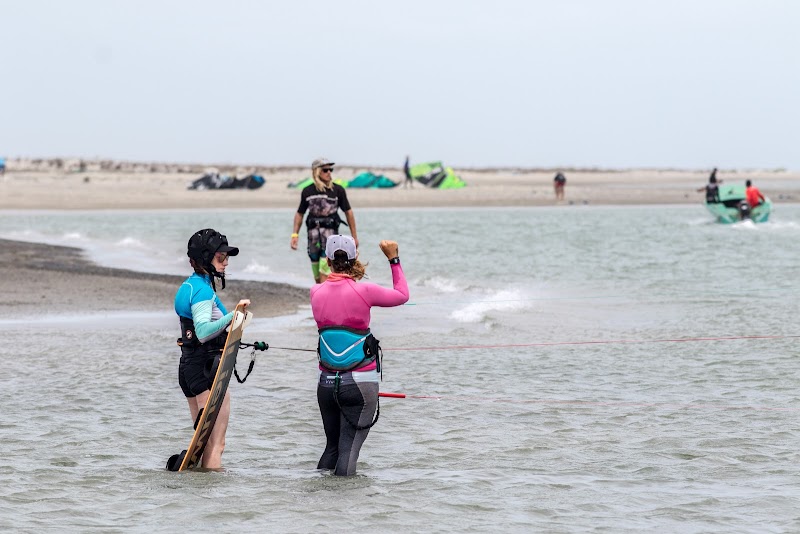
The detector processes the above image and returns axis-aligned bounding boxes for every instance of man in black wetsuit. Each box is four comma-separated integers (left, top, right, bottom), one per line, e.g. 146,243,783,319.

290,158,359,283
697,169,722,203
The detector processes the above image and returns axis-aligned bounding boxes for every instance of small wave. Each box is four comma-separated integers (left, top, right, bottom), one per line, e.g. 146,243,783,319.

63,232,84,240
730,219,800,231
449,289,529,323
115,236,147,248
417,276,463,293
731,220,758,230
243,261,272,275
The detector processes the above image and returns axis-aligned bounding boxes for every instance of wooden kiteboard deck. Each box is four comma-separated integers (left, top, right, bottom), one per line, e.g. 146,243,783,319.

176,303,247,471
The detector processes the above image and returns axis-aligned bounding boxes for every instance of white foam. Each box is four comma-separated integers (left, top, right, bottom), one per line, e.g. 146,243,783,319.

115,236,147,249
417,275,463,293
242,261,272,275
731,219,757,229
449,288,529,323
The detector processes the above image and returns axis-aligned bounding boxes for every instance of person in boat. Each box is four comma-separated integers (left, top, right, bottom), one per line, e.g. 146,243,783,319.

290,158,358,284
311,235,409,476
745,179,766,207
697,173,722,203
173,229,250,469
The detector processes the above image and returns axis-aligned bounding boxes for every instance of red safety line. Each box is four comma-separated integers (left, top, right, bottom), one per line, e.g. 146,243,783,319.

382,334,800,352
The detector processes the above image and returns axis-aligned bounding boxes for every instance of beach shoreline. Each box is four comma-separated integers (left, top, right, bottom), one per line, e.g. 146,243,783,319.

1,158,798,210
0,238,308,319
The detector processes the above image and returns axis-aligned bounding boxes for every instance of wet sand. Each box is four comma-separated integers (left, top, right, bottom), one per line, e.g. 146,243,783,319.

0,239,307,319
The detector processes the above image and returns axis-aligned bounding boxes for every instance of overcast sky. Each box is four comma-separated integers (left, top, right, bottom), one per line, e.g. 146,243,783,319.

1,0,798,169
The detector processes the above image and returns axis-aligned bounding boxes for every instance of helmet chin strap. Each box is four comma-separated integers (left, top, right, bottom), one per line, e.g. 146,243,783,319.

215,271,227,290
205,263,226,290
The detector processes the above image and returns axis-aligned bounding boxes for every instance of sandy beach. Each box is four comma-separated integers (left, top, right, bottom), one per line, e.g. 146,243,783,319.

1,158,797,210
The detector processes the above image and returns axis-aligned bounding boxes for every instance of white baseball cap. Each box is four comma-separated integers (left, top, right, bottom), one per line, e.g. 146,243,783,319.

312,157,335,169
325,234,356,260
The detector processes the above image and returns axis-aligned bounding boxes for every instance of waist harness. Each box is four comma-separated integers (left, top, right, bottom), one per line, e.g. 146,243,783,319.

306,213,341,230
177,317,257,384
318,326,381,372
176,316,226,352
306,212,348,230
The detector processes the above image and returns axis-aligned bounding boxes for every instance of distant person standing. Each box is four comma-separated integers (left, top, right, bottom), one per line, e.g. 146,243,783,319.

553,172,566,200
697,173,722,203
290,158,359,284
403,156,413,188
745,179,765,207
0,157,6,176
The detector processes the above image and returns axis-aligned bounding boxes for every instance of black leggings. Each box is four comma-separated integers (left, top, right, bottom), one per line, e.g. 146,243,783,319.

316,372,378,476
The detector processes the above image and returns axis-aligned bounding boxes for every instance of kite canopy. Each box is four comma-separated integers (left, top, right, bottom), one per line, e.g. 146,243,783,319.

409,161,466,189
347,172,397,188
187,173,264,190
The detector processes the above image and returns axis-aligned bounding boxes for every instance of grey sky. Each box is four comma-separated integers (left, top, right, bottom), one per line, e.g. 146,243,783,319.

2,0,798,169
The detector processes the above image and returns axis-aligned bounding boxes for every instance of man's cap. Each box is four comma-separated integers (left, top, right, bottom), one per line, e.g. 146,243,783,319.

312,158,335,169
325,234,356,260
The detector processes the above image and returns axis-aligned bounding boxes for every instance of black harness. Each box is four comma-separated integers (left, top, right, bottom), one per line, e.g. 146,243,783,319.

306,213,347,231
176,317,256,383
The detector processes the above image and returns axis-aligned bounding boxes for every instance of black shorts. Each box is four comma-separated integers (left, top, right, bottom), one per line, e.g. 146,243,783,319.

178,346,219,398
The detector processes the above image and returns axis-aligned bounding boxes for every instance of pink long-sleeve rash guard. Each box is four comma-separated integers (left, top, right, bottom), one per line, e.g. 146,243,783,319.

310,264,409,331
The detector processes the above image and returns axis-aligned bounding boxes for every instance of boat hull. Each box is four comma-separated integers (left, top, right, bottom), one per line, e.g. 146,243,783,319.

704,184,771,223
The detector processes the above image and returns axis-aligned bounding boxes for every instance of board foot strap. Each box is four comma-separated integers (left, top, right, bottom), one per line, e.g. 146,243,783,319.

166,450,187,471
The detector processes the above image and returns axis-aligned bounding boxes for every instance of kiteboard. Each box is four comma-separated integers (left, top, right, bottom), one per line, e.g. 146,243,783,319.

167,303,250,471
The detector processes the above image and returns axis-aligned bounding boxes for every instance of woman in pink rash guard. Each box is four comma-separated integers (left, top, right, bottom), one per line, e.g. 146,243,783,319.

310,234,409,476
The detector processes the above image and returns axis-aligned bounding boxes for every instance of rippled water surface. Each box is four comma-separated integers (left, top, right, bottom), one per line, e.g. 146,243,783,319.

1,205,799,532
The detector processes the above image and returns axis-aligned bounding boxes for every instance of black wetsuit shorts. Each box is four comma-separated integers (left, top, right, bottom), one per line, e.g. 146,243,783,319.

178,344,222,398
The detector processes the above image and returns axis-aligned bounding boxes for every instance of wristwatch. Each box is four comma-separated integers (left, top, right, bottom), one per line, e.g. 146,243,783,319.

389,257,400,264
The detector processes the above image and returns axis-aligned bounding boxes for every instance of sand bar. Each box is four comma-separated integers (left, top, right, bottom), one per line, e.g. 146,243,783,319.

0,238,308,319
1,158,797,210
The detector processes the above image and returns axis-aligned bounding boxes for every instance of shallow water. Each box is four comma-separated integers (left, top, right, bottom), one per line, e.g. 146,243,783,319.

1,205,799,532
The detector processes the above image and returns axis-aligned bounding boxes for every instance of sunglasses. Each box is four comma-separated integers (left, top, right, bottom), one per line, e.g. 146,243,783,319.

214,252,228,262
320,168,334,174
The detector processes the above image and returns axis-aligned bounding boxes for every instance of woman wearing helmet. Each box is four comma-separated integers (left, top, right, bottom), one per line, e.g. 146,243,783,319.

174,228,250,469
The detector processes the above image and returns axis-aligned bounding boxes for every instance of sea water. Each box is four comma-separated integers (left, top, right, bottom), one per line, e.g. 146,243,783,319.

1,205,799,532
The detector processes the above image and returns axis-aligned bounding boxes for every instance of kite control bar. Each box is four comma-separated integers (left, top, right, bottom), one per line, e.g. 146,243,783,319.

239,341,268,351
235,341,268,383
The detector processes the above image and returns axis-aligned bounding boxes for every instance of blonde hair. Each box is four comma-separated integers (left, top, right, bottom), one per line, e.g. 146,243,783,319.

312,166,333,193
329,252,367,281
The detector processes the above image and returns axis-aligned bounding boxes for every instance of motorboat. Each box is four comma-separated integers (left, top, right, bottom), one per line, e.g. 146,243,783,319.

704,184,771,223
